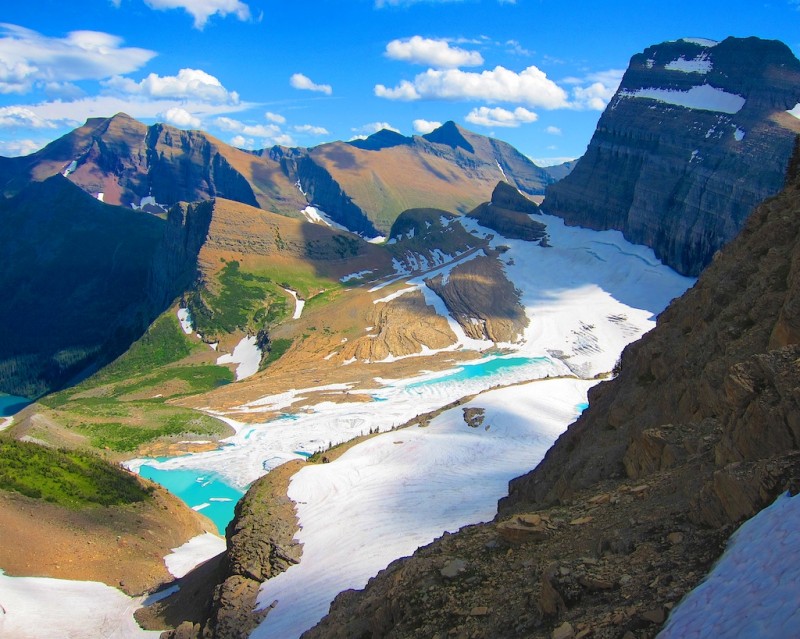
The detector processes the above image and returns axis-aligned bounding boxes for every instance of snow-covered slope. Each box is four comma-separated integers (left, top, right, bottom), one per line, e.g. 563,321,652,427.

659,492,800,638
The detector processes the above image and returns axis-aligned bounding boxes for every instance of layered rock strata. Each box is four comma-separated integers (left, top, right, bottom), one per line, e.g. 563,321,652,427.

544,37,800,276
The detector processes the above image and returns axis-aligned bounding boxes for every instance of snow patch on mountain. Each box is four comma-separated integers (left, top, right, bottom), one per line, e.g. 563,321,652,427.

177,308,193,335
216,335,261,380
163,533,226,579
620,84,745,114
0,570,160,638
665,54,712,74
660,492,800,638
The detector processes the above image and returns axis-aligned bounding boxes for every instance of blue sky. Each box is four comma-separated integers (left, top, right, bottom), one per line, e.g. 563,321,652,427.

0,0,798,165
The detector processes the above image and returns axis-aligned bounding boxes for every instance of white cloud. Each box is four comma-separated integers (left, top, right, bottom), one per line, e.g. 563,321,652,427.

374,80,420,101
352,121,400,135
230,134,254,149
545,125,561,135
293,124,330,135
214,116,294,146
385,36,483,68
159,107,201,129
265,111,286,124
375,65,569,108
412,119,442,134
8,95,250,128
142,0,251,29
104,68,239,104
215,116,279,137
0,24,155,94
0,138,44,157
0,106,59,129
290,73,332,95
505,40,532,56
565,68,625,110
465,105,537,127
529,155,577,167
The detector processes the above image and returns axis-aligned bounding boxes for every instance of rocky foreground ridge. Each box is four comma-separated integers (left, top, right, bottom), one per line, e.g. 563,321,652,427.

544,36,800,276
300,140,800,638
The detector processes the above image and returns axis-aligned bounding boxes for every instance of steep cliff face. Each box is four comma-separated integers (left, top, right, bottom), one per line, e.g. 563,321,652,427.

544,37,800,276
0,176,166,396
273,146,379,237
302,140,800,639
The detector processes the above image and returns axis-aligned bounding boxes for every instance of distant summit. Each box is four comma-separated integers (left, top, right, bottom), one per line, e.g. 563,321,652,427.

422,121,475,154
349,129,413,151
544,36,800,276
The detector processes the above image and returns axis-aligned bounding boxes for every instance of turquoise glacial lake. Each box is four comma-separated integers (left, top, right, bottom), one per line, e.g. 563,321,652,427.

0,393,32,417
405,356,551,390
139,465,244,535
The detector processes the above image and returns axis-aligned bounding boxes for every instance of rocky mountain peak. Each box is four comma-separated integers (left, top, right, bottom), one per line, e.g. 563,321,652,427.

544,35,800,276
422,120,476,154
349,128,413,151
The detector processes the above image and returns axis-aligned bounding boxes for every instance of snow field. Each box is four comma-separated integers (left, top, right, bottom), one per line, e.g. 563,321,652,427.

620,84,746,114
659,492,800,638
251,378,595,638
216,335,261,380
0,571,161,639
163,533,226,578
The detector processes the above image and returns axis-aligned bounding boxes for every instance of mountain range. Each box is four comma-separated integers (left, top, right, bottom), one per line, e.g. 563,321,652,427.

0,34,799,639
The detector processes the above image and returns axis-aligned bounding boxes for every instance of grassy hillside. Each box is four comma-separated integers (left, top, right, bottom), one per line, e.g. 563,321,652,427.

30,311,233,454
0,438,151,507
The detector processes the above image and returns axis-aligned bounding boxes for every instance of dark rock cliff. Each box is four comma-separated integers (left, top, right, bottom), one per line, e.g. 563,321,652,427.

544,37,800,276
0,176,165,396
301,139,800,638
467,181,547,242
271,146,379,237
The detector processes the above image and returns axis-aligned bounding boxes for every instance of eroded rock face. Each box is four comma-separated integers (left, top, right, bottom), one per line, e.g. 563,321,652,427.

544,37,800,276
161,461,304,639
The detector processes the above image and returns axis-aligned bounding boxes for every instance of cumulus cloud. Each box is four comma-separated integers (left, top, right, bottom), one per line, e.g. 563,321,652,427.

290,73,332,95
0,24,155,94
230,134,254,149
214,116,294,146
159,106,201,129
104,68,239,104
293,124,330,135
563,68,624,110
0,106,59,128
545,125,561,135
0,138,44,157
352,121,400,135
465,105,537,127
265,111,286,124
375,65,569,108
385,36,483,68
412,119,442,134
142,0,251,29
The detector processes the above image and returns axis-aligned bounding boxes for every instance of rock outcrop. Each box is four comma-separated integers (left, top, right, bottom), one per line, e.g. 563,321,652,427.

301,139,800,638
544,37,800,276
467,181,547,242
161,461,304,639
